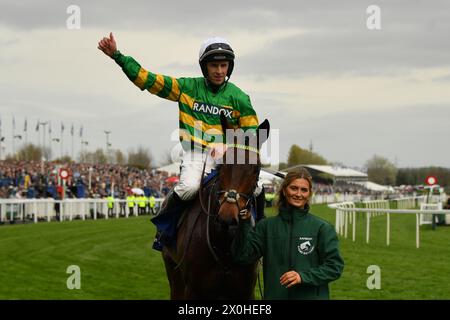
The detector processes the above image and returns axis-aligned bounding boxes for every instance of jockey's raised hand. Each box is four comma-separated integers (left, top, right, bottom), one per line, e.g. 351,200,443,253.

98,32,117,57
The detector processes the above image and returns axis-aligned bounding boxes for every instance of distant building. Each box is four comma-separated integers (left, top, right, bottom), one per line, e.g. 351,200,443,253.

284,164,368,184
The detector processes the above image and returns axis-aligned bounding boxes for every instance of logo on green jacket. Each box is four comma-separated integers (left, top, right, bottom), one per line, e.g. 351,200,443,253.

298,237,315,255
193,101,233,119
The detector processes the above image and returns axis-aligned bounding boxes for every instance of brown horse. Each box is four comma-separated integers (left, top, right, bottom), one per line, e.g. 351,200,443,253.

161,116,270,299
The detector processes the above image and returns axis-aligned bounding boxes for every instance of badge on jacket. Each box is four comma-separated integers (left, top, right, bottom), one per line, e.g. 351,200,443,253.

298,237,315,255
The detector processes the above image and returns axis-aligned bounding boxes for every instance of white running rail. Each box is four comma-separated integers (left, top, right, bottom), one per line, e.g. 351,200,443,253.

330,197,450,249
0,198,164,224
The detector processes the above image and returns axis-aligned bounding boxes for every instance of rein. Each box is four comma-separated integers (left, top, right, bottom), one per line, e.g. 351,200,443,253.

198,147,260,264
198,152,220,262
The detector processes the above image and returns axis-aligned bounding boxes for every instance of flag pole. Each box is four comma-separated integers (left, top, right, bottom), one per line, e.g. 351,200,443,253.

36,119,40,150
0,117,3,160
0,128,2,161
71,124,74,160
79,126,83,162
12,116,15,158
48,122,52,161
61,122,64,159
24,118,28,146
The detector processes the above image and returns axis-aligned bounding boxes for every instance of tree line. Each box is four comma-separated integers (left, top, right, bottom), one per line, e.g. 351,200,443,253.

3,143,154,170
280,144,449,187
4,143,450,188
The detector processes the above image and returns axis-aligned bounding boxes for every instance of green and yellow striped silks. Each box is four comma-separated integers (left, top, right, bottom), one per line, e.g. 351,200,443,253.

113,51,259,150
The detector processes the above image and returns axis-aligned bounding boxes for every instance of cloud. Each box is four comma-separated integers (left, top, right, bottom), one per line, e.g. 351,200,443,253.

276,104,450,168
0,1,449,167
2,0,450,31
433,74,450,82
239,25,450,77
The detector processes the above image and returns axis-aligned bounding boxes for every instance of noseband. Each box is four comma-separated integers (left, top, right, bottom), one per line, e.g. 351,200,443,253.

218,143,260,217
197,144,261,263
200,144,261,218
217,186,256,218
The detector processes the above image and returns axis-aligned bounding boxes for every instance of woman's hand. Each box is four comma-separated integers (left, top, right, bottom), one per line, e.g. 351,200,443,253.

98,32,117,58
280,270,301,288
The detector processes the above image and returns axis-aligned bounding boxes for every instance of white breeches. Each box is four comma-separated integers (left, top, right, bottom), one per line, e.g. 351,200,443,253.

174,149,263,201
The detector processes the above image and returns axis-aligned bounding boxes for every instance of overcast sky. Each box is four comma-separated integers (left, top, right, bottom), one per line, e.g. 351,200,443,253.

1,0,449,169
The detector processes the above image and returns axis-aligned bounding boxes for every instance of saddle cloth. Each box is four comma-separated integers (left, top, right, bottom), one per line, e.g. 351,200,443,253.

151,169,257,246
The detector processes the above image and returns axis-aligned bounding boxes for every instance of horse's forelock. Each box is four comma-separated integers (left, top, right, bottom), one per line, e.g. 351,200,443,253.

216,146,260,224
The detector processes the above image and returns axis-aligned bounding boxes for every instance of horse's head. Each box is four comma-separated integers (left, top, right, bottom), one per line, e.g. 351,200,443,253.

215,114,270,226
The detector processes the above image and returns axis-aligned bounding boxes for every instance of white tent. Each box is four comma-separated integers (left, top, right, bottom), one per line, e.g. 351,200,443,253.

356,181,394,192
156,163,283,185
156,162,181,176
259,170,283,185
305,165,368,179
286,164,368,183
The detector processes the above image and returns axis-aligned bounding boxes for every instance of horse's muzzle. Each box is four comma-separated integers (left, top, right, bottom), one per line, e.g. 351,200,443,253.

216,213,239,228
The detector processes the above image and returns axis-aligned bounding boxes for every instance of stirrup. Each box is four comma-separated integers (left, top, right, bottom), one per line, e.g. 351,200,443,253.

152,238,163,251
152,231,164,251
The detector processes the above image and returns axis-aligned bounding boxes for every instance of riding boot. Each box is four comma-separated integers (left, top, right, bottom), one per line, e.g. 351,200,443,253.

152,230,164,251
255,187,266,222
151,190,186,251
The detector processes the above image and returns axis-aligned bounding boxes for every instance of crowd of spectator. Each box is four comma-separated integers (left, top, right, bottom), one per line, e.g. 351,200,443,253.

313,181,373,196
2,161,412,201
0,161,176,200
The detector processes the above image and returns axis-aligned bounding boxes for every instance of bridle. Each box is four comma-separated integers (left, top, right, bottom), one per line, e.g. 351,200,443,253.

200,144,260,218
217,189,253,217
197,144,261,263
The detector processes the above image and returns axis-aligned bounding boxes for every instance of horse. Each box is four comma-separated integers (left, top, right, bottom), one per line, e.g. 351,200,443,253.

161,116,270,299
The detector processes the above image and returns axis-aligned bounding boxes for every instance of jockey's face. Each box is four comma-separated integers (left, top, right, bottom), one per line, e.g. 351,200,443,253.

206,61,229,86
284,178,311,209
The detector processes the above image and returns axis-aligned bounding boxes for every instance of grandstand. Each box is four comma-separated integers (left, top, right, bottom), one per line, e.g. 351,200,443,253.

282,164,393,196
285,164,368,183
156,162,181,176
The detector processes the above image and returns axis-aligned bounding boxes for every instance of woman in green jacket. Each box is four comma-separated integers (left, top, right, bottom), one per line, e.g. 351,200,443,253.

232,168,344,299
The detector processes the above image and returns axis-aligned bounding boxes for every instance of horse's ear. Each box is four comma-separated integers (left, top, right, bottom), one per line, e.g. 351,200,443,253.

220,113,228,132
257,119,270,148
220,113,235,143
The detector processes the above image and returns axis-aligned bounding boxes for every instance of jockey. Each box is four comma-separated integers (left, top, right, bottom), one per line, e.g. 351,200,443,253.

98,34,266,251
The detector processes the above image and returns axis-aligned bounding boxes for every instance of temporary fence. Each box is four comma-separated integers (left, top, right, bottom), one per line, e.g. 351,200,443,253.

311,193,384,204
0,198,164,224
329,196,449,248
419,203,445,225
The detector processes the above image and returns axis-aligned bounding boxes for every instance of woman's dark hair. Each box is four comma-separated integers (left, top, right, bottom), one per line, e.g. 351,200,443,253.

277,167,313,208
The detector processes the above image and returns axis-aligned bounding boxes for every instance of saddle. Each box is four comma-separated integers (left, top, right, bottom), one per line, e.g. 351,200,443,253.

150,170,219,246
151,169,259,247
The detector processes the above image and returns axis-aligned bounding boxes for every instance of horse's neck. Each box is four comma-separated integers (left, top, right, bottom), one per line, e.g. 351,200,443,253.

201,176,220,213
204,177,237,256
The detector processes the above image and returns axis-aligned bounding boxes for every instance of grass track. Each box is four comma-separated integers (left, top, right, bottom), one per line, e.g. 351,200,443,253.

0,204,449,299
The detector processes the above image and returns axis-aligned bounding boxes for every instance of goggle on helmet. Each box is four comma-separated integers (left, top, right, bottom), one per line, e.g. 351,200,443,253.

199,37,235,79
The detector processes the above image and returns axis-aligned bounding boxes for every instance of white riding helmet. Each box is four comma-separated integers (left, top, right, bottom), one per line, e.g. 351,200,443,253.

198,37,235,79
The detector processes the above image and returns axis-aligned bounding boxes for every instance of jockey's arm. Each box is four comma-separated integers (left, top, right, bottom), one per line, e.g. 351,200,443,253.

237,94,259,134
112,52,183,102
98,32,182,102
